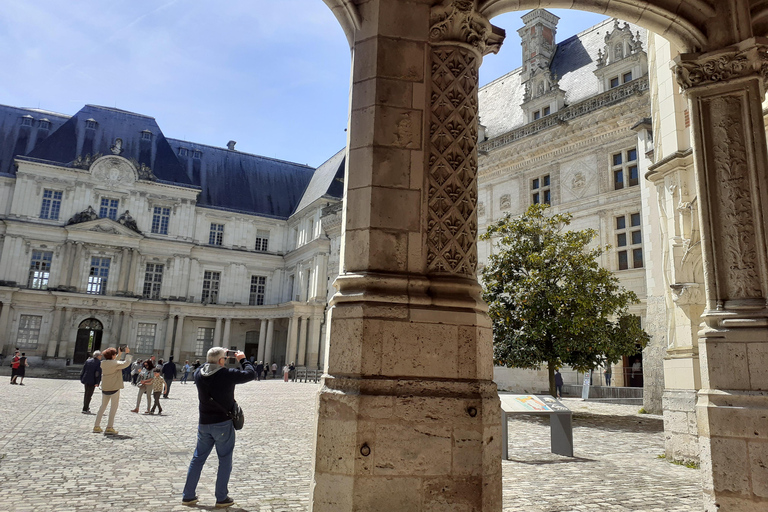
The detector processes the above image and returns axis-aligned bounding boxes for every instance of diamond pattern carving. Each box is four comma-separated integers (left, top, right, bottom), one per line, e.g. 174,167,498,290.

427,46,479,275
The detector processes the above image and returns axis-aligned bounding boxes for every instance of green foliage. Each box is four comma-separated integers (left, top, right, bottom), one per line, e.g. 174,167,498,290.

638,407,648,414
480,204,650,392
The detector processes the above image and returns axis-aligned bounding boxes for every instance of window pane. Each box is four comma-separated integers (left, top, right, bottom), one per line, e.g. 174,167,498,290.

618,251,628,270
614,170,624,190
543,175,550,187
631,213,641,226
617,233,627,247
543,190,551,205
28,250,53,290
629,165,639,187
633,248,644,268
136,323,156,353
610,77,620,88
631,230,642,245
543,106,550,116
17,315,42,348
533,111,540,120
623,71,633,83
532,178,539,190
628,148,637,161
532,192,539,204
616,216,626,230
613,154,622,166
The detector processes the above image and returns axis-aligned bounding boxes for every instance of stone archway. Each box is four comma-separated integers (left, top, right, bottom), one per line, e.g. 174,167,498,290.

73,318,103,364
316,1,768,510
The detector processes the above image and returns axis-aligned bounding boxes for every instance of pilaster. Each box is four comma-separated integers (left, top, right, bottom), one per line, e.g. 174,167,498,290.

311,1,504,510
297,316,308,366
675,37,768,511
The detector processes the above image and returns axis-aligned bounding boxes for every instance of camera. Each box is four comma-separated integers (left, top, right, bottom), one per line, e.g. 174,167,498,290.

118,344,128,351
226,350,237,358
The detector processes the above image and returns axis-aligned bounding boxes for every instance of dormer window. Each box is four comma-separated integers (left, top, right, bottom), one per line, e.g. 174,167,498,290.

21,116,33,127
38,119,50,130
179,148,189,157
533,111,541,121
193,150,202,159
85,119,98,130
623,71,632,83
610,77,620,88
141,130,153,141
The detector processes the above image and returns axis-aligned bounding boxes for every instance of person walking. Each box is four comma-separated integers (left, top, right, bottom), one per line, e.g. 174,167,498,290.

93,347,132,435
282,364,290,382
604,365,612,387
150,367,164,415
162,356,177,398
9,350,20,384
131,360,154,414
181,347,255,508
255,361,263,382
15,353,29,385
131,359,142,386
80,350,102,414
554,369,564,399
270,362,277,379
181,360,191,384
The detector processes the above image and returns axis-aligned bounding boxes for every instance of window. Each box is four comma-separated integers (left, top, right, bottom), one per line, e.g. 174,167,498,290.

151,206,171,235
623,71,633,83
40,189,63,220
135,323,156,353
209,223,224,246
195,327,213,356
141,130,152,141
87,257,111,295
85,119,97,130
99,197,119,220
255,230,269,252
249,276,267,306
142,263,164,300
616,213,643,270
21,116,33,127
16,315,42,349
28,250,53,290
39,120,50,130
193,150,202,159
196,327,215,356
543,106,551,116
532,174,551,205
201,271,220,304
610,76,620,88
612,148,639,190
179,148,189,156
533,110,541,121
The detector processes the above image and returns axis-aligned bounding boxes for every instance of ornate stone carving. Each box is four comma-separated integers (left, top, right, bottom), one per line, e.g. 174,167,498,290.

477,201,485,217
499,194,511,210
66,206,99,226
708,96,762,299
674,40,768,90
117,210,142,234
90,156,137,188
429,0,504,56
72,153,102,169
110,138,124,155
89,225,121,235
427,45,480,275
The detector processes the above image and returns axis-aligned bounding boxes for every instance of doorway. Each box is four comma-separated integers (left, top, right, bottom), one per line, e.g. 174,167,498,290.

74,318,104,364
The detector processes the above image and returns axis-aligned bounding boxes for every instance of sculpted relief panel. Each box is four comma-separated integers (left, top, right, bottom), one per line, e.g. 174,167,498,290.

560,156,597,202
90,156,137,189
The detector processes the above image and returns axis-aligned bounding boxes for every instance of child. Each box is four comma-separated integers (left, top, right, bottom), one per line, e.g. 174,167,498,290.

150,368,164,415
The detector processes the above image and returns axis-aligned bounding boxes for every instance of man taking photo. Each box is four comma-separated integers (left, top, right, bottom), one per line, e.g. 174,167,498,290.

182,347,254,508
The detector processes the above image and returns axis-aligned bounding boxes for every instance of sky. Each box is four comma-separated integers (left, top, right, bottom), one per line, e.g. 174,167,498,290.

0,1,607,168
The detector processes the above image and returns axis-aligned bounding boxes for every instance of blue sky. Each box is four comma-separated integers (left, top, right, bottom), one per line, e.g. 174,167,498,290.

0,2,606,168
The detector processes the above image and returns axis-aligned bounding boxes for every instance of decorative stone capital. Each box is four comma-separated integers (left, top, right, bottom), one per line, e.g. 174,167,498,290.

674,37,768,91
430,0,504,56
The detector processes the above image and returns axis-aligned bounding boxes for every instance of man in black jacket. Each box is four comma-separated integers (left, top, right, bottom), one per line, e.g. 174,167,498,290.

79,350,102,414
181,347,254,508
162,356,177,398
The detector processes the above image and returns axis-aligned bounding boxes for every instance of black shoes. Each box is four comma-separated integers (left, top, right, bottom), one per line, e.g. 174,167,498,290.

181,496,198,506
215,497,235,508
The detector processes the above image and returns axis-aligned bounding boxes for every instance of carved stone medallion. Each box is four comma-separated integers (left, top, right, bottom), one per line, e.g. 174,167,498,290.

90,156,137,188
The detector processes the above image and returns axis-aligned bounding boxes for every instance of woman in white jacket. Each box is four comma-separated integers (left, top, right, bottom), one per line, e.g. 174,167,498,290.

93,347,132,435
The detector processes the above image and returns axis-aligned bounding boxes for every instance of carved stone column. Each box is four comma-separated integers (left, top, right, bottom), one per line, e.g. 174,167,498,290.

257,318,268,362
311,1,504,510
675,38,768,511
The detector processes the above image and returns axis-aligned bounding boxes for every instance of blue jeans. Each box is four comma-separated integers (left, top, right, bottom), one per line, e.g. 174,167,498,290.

183,421,235,502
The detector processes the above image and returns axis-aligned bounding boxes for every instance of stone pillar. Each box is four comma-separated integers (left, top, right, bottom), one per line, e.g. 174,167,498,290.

46,307,63,357
126,249,138,294
286,315,298,364
173,315,185,360
164,315,176,359
675,38,768,511
222,317,232,348
69,243,84,290
263,319,275,367
297,316,308,366
117,248,129,294
57,308,72,358
213,317,223,346
257,319,267,362
306,315,322,369
311,1,504,510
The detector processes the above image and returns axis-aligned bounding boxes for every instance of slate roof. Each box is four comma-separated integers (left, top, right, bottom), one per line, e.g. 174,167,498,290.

292,147,345,215
0,104,69,176
0,103,341,220
479,17,647,140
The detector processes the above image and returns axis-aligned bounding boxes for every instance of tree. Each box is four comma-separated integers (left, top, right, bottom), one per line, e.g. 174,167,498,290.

480,204,650,396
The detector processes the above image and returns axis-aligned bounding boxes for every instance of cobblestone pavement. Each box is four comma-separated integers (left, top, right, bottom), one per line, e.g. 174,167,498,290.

0,379,702,511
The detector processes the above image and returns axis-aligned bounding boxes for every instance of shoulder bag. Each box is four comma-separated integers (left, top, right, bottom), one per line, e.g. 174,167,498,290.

201,379,244,430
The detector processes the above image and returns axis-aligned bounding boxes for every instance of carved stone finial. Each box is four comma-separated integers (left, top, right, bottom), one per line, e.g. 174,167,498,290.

674,39,768,90
429,0,505,56
110,138,123,155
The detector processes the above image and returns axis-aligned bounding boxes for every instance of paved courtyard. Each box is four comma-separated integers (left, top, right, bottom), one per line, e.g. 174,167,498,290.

0,377,702,511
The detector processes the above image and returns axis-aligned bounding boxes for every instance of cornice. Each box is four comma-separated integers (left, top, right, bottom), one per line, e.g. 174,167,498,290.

674,37,768,91
645,148,694,182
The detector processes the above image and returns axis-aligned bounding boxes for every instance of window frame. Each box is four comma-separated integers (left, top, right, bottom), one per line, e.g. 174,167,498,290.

612,148,639,191
135,323,157,353
209,223,224,246
201,270,221,304
531,174,551,205
99,197,119,220
142,263,164,300
39,189,63,220
87,257,111,295
195,327,214,356
28,250,53,290
16,314,42,349
151,206,171,235
249,275,267,306
616,213,643,270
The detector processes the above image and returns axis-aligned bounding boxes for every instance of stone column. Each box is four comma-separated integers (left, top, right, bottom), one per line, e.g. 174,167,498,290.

285,315,298,364
57,308,72,358
117,248,129,294
126,249,138,294
173,315,185,360
257,319,267,362
296,316,308,366
222,317,232,348
675,38,768,511
311,1,504,510
263,319,275,367
69,243,84,290
213,317,223,346
46,307,63,357
306,315,322,369
164,315,176,359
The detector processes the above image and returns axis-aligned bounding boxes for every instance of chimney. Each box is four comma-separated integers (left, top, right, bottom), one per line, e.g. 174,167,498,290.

227,140,237,151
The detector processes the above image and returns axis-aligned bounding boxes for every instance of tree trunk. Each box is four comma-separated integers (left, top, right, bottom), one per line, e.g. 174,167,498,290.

548,361,556,397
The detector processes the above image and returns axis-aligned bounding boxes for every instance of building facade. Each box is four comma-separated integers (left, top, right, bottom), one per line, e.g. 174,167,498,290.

0,104,343,369
476,12,656,400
